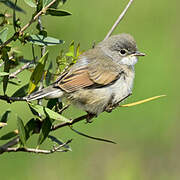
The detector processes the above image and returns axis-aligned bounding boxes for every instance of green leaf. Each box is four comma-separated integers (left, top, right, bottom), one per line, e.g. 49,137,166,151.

36,0,43,12
47,98,59,109
24,0,36,7
25,118,40,140
17,116,26,146
46,8,72,16
27,34,64,46
12,84,29,97
1,110,11,123
28,51,48,94
0,27,8,44
2,49,10,94
37,109,52,146
45,61,53,86
29,103,70,122
0,130,18,140
43,0,52,7
76,43,83,59
0,72,9,76
66,40,74,57
0,0,25,13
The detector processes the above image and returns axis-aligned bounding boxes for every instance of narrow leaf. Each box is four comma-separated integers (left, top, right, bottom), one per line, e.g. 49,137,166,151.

25,118,40,140
120,95,166,107
12,84,29,97
0,27,8,44
46,8,72,16
43,0,52,7
29,103,70,122
66,40,74,57
0,130,18,140
2,49,10,94
28,51,48,94
1,110,11,123
27,34,64,46
37,109,52,146
0,72,9,76
17,116,26,146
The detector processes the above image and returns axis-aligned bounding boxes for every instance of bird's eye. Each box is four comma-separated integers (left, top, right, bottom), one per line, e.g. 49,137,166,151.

119,49,127,56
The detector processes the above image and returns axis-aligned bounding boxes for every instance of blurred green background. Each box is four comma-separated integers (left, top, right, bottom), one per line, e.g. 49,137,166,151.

1,0,180,179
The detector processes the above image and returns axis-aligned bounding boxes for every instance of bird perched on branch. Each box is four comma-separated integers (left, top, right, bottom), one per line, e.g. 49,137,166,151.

27,33,145,118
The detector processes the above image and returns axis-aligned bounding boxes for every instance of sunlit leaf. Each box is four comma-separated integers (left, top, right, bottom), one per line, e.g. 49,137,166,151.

66,40,74,57
17,116,26,146
120,95,166,107
0,122,7,128
76,43,81,58
29,103,70,122
46,8,72,16
28,51,48,94
24,0,36,7
27,34,64,46
0,27,8,44
0,72,9,76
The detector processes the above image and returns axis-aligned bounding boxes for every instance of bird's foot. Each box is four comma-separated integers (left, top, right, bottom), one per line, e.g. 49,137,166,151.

85,113,96,123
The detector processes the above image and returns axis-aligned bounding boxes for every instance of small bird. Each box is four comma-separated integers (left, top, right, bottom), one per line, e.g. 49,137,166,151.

27,33,145,117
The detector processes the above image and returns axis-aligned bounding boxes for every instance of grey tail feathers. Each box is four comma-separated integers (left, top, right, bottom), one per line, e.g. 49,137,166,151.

27,86,64,101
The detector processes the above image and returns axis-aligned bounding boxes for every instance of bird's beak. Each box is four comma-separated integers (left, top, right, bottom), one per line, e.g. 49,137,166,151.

134,51,146,56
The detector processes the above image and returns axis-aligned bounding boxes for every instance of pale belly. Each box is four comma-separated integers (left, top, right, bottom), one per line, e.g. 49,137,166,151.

67,70,135,115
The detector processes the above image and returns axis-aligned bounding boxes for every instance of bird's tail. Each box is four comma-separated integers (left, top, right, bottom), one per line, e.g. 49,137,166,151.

26,86,64,101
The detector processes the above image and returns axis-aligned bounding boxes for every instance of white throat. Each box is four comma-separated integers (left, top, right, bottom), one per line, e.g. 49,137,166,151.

120,55,138,66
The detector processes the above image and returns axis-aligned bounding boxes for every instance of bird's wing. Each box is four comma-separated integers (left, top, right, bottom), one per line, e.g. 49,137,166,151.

55,56,122,93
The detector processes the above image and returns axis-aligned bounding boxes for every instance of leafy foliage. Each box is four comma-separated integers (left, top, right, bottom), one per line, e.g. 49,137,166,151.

0,0,73,152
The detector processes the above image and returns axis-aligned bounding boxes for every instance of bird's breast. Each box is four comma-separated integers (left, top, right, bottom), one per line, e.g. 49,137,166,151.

110,66,135,104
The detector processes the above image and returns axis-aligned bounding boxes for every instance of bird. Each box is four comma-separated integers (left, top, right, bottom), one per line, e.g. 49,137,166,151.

27,33,145,118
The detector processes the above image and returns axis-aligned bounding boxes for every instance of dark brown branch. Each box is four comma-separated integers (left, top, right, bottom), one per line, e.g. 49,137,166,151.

0,0,57,50
104,0,134,40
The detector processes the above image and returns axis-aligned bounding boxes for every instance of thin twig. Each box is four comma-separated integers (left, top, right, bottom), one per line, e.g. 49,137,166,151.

0,95,26,103
0,137,19,154
37,16,46,105
104,0,134,40
0,0,57,49
9,62,33,79
51,114,89,131
1,139,72,154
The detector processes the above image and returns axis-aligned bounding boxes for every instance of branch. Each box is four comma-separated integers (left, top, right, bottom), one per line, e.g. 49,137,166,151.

104,0,134,40
0,0,57,49
51,114,90,131
9,61,33,79
1,139,72,154
0,95,26,103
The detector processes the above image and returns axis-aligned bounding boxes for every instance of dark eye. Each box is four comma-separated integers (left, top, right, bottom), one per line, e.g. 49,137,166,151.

120,49,127,56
